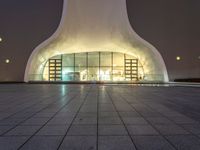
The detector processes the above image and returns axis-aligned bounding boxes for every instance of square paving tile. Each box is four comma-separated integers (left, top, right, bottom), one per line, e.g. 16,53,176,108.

37,125,69,135
0,126,13,135
98,136,136,150
169,116,199,124
99,105,115,112
98,112,118,117
122,117,148,125
67,125,97,135
132,136,175,150
47,117,74,125
119,111,140,117
22,117,49,125
20,136,62,150
0,118,24,125
154,124,190,135
99,117,122,125
98,125,128,135
166,135,200,150
6,125,41,136
146,117,175,125
182,124,200,135
127,125,159,135
0,136,29,150
34,112,55,118
0,84,200,150
73,117,97,125
59,136,96,150
77,112,97,118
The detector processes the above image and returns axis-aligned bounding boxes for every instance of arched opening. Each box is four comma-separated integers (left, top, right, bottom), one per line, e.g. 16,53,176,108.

42,52,145,82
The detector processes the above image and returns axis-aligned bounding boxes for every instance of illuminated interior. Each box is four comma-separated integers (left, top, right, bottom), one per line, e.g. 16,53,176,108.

42,52,145,81
24,0,169,82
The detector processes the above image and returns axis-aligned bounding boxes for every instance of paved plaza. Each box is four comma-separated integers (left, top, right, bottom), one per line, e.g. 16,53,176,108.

0,84,200,150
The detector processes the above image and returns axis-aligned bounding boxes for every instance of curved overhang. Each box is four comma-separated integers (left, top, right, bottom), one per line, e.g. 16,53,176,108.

24,0,169,82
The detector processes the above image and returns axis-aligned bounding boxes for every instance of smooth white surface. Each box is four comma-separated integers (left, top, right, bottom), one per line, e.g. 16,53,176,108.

24,0,169,82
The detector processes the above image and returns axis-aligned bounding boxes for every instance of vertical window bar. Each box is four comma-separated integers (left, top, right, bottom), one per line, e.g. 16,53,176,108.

124,54,126,81
111,52,113,81
74,53,75,80
86,52,88,81
99,52,101,81
61,54,63,81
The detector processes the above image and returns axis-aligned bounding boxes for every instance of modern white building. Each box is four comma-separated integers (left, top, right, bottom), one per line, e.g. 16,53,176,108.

24,0,169,82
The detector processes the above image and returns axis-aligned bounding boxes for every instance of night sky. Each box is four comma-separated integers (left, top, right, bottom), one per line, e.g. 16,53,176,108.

0,0,200,81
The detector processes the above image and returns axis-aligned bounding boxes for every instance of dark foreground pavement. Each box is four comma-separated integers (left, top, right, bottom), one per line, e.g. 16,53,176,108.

0,84,200,150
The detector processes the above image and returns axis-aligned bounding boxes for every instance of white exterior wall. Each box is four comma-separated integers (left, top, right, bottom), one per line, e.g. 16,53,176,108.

24,0,169,82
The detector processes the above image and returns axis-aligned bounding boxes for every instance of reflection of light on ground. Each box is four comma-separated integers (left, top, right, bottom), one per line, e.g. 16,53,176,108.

61,85,67,96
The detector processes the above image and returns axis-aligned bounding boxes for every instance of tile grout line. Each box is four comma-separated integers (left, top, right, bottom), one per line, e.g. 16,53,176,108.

131,89,200,142
0,93,56,122
105,87,139,150
125,86,200,139
1,91,75,136
17,92,80,150
0,88,73,122
56,85,93,150
118,88,179,150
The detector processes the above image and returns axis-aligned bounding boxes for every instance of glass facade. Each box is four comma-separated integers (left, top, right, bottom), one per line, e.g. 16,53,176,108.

43,52,144,82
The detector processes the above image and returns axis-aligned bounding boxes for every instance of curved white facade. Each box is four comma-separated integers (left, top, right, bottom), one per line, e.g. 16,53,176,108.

24,0,169,82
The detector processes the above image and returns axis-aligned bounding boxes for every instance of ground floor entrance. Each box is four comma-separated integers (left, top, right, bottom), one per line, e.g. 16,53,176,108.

43,52,144,82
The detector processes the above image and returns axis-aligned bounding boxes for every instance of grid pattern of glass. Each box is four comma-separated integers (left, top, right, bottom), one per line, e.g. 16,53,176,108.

43,52,144,81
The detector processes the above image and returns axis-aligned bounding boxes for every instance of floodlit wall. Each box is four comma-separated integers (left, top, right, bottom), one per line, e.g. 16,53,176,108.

24,0,169,82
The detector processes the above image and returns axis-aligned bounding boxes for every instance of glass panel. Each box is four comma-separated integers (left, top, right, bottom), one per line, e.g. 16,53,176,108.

88,52,99,67
43,67,49,81
75,53,87,67
62,67,74,81
99,67,112,81
100,52,112,67
88,67,99,81
75,67,87,81
113,53,124,67
62,54,74,67
113,67,125,81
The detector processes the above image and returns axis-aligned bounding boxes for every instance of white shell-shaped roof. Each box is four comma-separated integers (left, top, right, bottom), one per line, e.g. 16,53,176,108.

24,0,169,82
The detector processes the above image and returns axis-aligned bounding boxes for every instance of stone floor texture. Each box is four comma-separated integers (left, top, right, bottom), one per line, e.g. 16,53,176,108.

0,84,200,150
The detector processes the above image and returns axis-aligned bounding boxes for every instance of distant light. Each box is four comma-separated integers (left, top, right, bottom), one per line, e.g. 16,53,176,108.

176,56,181,61
5,59,10,64
0,37,2,42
